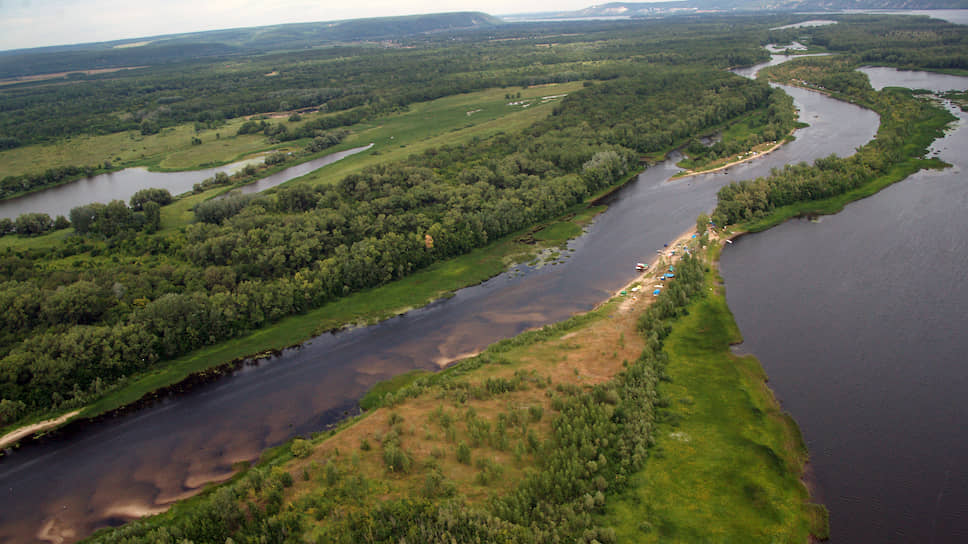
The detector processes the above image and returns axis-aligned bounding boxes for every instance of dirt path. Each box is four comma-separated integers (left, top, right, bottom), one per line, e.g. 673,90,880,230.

0,410,81,450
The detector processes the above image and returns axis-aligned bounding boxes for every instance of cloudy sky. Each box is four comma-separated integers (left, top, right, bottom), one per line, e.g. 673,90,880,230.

0,0,604,51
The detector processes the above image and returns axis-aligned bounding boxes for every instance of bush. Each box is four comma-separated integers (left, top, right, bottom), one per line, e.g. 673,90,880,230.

14,212,54,236
130,188,173,211
456,441,472,465
383,444,413,473
290,438,313,459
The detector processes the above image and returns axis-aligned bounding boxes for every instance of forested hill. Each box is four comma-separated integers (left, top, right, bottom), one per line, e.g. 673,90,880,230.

0,12,502,78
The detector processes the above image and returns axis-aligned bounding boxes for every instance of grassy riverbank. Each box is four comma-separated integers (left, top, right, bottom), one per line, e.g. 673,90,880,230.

601,245,827,541
0,83,581,190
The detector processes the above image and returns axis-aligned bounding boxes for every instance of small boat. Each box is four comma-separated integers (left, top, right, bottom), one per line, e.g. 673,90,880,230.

635,262,648,271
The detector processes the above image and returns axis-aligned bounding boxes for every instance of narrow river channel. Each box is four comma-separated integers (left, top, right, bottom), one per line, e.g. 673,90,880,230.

0,60,881,542
721,69,968,542
0,145,372,220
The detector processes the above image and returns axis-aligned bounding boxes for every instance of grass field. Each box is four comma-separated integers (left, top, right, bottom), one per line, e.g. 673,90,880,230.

287,82,585,188
0,83,582,182
600,247,827,542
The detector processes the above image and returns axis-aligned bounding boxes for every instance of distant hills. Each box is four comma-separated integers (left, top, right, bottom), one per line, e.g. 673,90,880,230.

516,0,968,19
4,3,966,78
0,12,502,78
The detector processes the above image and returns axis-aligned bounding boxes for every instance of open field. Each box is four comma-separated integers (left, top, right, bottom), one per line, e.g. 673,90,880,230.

287,82,585,188
0,82,581,181
0,66,148,87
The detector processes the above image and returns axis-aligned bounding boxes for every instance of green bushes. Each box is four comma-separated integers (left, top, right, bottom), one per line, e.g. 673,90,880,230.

456,441,471,465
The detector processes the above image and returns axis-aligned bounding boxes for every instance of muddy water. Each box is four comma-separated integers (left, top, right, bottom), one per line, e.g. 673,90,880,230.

721,71,968,542
0,71,880,542
0,145,371,220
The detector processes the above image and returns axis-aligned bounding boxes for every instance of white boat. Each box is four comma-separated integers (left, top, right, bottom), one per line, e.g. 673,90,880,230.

635,262,648,271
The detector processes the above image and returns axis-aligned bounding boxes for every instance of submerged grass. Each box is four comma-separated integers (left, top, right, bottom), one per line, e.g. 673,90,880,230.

601,246,826,542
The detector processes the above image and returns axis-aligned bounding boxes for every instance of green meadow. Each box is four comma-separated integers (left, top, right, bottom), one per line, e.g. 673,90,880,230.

600,247,827,542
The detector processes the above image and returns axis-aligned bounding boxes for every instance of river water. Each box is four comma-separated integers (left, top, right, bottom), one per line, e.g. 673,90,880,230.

0,145,372,220
721,70,968,542
0,64,881,542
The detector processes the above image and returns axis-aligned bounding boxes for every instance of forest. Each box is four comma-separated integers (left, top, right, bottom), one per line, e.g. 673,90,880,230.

0,15,812,428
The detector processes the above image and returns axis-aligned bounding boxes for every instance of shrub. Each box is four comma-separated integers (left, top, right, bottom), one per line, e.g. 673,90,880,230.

290,438,312,459
456,441,472,465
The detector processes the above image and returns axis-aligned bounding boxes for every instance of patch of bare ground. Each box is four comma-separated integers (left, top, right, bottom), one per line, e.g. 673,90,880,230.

0,67,147,87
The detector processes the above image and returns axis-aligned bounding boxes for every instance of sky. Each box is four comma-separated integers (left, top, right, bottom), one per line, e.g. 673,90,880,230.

0,0,605,51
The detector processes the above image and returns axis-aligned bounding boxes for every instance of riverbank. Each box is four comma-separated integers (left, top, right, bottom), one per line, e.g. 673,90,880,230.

0,410,80,450
0,195,615,452
601,241,826,542
672,136,790,179
83,227,825,543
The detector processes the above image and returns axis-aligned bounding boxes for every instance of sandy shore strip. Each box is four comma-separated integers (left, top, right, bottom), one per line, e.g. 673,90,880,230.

611,226,701,298
673,137,789,180
0,410,81,450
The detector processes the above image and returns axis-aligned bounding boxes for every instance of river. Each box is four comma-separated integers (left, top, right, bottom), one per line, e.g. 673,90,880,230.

721,69,968,542
0,145,372,220
0,62,881,542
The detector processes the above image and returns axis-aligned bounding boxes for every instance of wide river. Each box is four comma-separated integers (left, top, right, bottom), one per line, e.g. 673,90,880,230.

0,60,882,542
721,68,968,542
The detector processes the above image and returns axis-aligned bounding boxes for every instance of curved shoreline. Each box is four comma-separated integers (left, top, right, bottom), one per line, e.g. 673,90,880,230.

672,134,791,180
0,410,79,451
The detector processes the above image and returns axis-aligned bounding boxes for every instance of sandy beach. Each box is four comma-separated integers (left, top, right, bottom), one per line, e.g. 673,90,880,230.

673,138,788,180
0,410,80,451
